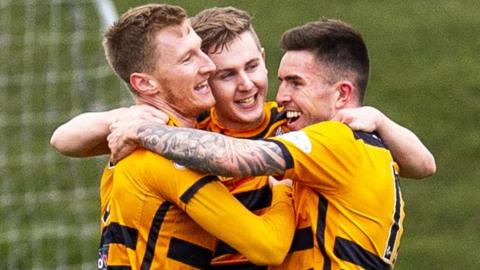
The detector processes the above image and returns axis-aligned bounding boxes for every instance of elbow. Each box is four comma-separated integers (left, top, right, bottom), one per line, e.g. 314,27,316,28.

49,128,83,157
49,130,64,153
422,154,437,178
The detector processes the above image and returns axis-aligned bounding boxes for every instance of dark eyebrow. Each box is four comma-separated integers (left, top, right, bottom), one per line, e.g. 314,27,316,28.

280,75,302,81
246,58,260,65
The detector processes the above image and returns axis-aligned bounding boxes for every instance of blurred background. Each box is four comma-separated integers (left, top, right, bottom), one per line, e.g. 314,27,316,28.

0,0,478,269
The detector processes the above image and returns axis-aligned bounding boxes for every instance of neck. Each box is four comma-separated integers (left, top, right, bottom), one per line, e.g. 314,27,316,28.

136,97,197,128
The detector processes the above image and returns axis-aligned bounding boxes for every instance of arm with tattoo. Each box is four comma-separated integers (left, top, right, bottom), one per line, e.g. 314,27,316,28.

109,123,287,178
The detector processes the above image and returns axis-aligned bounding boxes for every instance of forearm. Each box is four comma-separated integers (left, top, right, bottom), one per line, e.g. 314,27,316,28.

137,124,287,177
377,115,436,179
50,109,124,157
186,183,295,265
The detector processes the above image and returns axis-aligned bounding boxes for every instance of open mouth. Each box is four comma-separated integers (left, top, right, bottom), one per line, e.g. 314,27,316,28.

194,80,210,93
235,93,258,107
286,110,302,124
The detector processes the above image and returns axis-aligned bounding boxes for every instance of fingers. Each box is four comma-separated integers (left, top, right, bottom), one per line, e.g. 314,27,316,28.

268,176,293,187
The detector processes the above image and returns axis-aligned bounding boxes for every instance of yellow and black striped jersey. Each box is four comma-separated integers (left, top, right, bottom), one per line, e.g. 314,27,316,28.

196,101,287,139
98,117,295,270
197,102,289,269
268,121,405,270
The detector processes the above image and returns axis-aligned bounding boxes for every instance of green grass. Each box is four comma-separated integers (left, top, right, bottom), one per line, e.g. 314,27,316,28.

1,0,478,269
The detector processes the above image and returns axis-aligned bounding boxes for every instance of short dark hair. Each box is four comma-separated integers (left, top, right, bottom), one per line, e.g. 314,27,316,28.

190,6,261,54
103,4,187,89
281,18,370,103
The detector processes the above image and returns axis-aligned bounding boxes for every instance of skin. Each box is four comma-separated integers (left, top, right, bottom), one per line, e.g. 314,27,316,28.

208,31,268,130
107,49,436,179
51,24,435,179
133,20,216,126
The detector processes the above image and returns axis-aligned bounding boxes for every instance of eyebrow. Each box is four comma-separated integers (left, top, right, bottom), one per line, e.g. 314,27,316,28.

280,75,302,81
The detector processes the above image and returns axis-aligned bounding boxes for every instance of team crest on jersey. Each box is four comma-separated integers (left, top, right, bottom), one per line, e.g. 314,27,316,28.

278,130,312,153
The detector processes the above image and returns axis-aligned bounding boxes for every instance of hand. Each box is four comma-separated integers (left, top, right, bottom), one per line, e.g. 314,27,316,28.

268,176,293,188
110,104,169,127
332,106,385,132
107,105,168,164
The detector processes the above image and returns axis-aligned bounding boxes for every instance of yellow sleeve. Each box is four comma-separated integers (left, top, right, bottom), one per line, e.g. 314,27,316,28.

270,121,359,191
185,182,295,266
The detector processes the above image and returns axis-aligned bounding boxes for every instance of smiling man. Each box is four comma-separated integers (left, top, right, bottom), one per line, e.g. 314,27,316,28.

85,4,296,269
51,6,435,269
107,18,436,269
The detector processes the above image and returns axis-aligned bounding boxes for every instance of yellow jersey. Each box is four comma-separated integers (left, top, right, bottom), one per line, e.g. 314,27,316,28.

98,117,295,270
198,102,289,269
269,121,404,270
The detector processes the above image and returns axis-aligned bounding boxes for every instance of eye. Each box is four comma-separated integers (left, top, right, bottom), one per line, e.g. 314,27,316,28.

246,62,259,71
290,80,302,88
219,71,234,81
182,54,192,63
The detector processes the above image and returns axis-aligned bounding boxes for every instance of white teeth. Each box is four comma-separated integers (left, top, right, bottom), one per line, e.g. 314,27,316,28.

286,111,302,119
194,81,208,90
237,96,255,105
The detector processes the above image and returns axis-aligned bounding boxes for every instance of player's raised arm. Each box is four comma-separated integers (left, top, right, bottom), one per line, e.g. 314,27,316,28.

333,106,436,179
108,121,287,178
50,108,123,157
50,105,169,157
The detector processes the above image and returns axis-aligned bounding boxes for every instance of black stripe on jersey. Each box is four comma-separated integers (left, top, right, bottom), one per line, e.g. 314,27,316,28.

234,184,272,211
212,241,236,257
384,172,401,260
101,222,138,250
353,131,387,149
289,227,314,253
334,237,391,270
316,193,331,270
212,186,273,258
107,266,131,270
210,264,268,270
140,202,172,270
265,139,294,170
180,175,218,204
167,237,213,269
247,107,286,140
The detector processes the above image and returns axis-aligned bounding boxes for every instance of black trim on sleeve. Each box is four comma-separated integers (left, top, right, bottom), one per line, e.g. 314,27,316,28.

264,139,294,170
353,131,387,149
166,237,213,269
180,175,218,204
334,237,391,270
140,202,172,270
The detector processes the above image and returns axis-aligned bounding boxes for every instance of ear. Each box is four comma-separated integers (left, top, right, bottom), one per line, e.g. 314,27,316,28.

261,47,266,61
335,81,355,109
130,73,158,95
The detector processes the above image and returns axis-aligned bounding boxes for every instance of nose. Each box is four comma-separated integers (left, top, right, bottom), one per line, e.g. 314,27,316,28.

275,82,291,106
237,71,254,91
199,52,216,75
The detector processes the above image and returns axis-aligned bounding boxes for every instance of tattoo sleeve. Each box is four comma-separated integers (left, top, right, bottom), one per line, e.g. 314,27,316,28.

137,124,287,178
